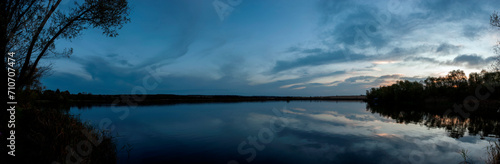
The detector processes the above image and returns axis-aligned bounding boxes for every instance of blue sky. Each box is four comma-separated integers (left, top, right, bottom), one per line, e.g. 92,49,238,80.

42,0,500,96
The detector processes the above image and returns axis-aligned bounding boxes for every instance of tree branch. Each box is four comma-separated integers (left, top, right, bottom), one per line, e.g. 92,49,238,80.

18,0,61,90
6,0,37,45
27,7,93,82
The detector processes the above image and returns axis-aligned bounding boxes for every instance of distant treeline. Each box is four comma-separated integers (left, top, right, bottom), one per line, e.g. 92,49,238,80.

21,89,366,107
366,70,500,106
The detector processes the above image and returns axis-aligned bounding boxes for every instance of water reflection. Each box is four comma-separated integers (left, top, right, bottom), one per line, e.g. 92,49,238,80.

70,101,497,164
366,104,500,139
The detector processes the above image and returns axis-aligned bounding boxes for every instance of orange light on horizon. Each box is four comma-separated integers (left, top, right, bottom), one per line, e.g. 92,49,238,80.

375,133,399,138
372,60,399,65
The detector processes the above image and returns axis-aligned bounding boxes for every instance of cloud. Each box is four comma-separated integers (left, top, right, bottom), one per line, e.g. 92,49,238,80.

405,56,439,63
340,74,412,87
271,0,495,92
44,0,500,96
106,53,133,67
405,54,496,69
293,86,306,90
271,49,368,73
317,1,394,49
462,25,487,40
447,54,496,68
134,1,203,69
275,73,428,96
435,43,462,55
279,43,461,74
344,76,377,83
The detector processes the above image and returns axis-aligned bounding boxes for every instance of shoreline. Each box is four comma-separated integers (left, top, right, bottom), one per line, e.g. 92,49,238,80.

36,94,368,106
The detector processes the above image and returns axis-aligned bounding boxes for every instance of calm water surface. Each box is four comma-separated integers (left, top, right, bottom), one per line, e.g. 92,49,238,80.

70,101,496,164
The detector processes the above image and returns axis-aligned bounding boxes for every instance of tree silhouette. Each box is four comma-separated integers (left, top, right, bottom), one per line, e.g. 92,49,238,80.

367,69,500,103
491,11,500,72
366,104,500,139
492,44,500,72
1,0,130,92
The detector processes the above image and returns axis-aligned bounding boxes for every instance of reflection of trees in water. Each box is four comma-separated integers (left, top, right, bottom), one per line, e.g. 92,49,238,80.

423,116,469,139
367,104,500,139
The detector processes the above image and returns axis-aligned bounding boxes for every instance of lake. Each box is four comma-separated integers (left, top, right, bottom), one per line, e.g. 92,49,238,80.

69,101,499,164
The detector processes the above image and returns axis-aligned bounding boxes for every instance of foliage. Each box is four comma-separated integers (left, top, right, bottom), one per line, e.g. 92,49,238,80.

366,80,424,103
458,149,470,164
1,0,131,91
486,141,500,164
366,70,500,104
490,11,500,73
11,108,117,163
492,44,500,72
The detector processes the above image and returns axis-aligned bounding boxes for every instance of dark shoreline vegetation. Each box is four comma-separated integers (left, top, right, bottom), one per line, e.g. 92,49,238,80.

366,69,500,163
23,90,367,106
366,70,500,110
365,70,500,137
1,106,117,163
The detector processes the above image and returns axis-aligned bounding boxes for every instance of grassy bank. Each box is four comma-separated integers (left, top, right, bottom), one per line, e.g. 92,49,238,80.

1,107,116,163
487,141,500,164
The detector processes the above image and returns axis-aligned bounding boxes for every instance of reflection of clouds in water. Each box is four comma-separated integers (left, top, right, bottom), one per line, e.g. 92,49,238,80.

283,107,447,138
282,109,305,116
292,140,346,161
208,118,223,126
347,113,379,121
246,112,301,124
264,106,492,163
74,102,494,163
247,113,275,123
309,113,358,125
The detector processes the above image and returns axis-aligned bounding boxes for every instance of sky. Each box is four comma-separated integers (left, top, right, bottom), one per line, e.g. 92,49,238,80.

41,0,500,96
